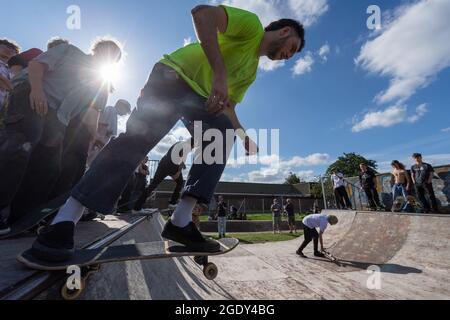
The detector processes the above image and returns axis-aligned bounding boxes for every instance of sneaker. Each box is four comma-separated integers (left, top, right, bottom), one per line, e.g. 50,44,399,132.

161,220,220,253
0,220,11,236
296,250,307,258
314,251,325,258
30,222,75,262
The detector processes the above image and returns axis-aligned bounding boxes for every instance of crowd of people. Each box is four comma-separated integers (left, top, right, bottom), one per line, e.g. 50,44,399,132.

331,153,440,214
0,36,137,235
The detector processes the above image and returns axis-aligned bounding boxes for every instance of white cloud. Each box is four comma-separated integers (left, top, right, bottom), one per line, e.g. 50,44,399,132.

246,168,316,184
292,51,314,76
318,43,330,62
356,0,450,104
183,37,193,46
150,124,191,157
406,103,428,123
442,127,450,132
217,0,328,27
352,104,428,132
258,56,285,72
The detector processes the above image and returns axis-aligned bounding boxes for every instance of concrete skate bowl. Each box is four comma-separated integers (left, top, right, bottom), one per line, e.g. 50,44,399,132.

36,210,450,300
308,211,450,275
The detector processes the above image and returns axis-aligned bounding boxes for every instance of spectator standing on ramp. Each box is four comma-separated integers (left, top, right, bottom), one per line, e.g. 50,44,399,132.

296,213,338,258
0,39,120,234
271,198,282,234
87,99,132,167
27,4,306,261
284,198,296,233
411,153,439,213
331,170,353,210
359,163,385,211
391,160,411,212
216,195,228,238
132,139,193,213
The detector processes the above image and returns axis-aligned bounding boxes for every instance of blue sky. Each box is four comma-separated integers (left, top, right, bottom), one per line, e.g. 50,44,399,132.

3,0,450,183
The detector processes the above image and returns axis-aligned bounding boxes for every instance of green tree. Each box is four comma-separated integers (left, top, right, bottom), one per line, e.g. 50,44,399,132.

326,152,377,177
284,172,302,185
310,182,323,198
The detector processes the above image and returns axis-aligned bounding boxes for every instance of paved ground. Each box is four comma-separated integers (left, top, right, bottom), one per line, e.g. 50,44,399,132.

37,209,449,300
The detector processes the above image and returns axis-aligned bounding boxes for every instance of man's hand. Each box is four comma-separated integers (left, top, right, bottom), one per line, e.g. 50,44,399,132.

29,89,49,116
244,136,259,156
0,75,13,91
206,72,229,114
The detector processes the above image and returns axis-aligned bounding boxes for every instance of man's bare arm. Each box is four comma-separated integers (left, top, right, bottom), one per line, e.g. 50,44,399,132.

191,5,229,113
222,103,259,155
28,61,48,116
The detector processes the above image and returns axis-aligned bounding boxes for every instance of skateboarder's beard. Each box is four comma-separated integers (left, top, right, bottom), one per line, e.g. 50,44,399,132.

267,38,288,60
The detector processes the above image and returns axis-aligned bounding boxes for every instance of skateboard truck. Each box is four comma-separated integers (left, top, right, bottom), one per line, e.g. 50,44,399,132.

193,256,218,280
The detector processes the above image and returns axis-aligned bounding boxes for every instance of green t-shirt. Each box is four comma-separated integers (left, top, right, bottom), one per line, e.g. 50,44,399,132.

160,5,264,103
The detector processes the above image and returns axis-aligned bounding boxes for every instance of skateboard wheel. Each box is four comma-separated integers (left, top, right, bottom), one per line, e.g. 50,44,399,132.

36,225,46,235
194,256,207,265
203,263,218,280
60,278,85,301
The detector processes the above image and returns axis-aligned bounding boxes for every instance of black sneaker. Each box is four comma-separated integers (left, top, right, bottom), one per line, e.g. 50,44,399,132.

296,250,307,258
161,220,220,253
0,220,11,236
314,251,325,258
31,222,75,262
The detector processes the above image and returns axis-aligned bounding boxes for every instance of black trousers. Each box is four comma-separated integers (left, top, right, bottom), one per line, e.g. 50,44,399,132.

364,186,382,209
334,186,352,209
48,114,92,200
416,183,438,212
0,82,66,224
298,224,319,253
133,158,184,210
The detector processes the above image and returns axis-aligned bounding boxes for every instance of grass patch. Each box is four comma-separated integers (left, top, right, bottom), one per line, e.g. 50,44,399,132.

209,231,303,244
200,213,307,222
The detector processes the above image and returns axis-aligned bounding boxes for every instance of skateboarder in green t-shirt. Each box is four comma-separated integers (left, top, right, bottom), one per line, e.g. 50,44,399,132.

28,4,306,262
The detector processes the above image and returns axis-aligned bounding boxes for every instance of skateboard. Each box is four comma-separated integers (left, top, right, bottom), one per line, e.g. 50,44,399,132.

322,250,342,266
0,192,70,240
17,238,239,300
391,196,405,212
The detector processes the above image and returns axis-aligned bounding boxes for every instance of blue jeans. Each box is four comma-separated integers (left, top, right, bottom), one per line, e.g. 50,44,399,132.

218,216,227,236
72,63,234,214
392,184,408,210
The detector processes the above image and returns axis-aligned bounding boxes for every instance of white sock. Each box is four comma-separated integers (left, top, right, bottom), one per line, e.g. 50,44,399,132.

51,196,86,225
170,197,196,227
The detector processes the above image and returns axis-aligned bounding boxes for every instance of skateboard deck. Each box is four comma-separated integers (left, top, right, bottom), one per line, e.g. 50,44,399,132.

0,192,70,240
392,196,404,212
17,238,239,271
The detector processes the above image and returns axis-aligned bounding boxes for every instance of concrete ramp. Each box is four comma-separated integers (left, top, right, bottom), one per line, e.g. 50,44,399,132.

38,211,450,300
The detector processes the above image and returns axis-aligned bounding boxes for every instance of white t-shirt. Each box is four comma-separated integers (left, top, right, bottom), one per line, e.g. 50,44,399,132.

98,106,118,138
331,173,345,189
302,214,329,233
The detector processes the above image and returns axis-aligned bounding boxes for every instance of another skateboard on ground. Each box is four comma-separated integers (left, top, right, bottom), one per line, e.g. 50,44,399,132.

391,196,405,212
17,238,239,300
0,192,70,240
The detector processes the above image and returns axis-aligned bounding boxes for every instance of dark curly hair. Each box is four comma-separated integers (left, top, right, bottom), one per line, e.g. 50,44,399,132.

265,19,305,53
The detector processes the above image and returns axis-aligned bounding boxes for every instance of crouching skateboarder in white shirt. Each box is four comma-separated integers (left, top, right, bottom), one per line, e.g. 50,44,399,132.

296,214,338,258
